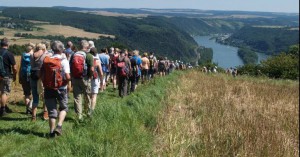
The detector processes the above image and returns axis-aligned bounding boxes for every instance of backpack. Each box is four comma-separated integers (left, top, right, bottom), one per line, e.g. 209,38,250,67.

158,60,165,69
117,57,129,77
149,56,154,69
111,54,119,68
21,52,31,77
93,57,99,79
0,50,7,78
41,56,64,90
71,51,87,78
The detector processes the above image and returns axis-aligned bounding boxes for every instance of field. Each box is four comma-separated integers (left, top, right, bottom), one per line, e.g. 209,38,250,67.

0,69,298,156
0,24,115,45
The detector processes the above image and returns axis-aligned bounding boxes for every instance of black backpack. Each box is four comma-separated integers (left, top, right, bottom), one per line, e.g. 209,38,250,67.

0,50,7,78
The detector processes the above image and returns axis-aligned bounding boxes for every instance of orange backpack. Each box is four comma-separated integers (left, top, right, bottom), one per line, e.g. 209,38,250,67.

42,56,64,90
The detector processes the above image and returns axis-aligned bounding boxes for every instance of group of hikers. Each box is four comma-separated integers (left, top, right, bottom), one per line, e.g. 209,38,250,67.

0,37,179,138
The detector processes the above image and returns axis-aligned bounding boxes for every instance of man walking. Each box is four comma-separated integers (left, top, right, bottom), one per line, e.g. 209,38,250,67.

0,38,17,117
70,40,94,120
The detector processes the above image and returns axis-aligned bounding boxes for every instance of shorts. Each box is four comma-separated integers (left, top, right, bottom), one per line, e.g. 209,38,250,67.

91,78,100,94
110,67,117,75
0,77,12,95
44,88,68,118
158,67,166,73
142,69,149,77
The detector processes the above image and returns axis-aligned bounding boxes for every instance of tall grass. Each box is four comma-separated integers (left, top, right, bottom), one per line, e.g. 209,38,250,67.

152,70,299,156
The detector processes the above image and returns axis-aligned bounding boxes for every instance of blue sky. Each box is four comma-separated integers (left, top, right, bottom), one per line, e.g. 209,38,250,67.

0,0,299,13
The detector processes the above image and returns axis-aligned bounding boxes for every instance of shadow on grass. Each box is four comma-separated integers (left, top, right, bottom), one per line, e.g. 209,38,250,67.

0,116,29,121
0,128,46,138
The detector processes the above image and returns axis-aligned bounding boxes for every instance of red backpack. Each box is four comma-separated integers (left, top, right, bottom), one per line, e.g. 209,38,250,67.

71,51,87,78
111,54,119,68
117,57,129,77
42,56,64,90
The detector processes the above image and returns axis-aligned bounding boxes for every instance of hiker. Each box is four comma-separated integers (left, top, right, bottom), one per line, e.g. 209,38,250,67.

148,52,157,79
158,57,166,76
40,40,70,138
232,68,238,77
165,57,170,75
90,47,103,115
132,50,142,89
64,41,74,61
19,43,35,114
99,48,110,92
141,52,150,83
169,61,175,73
116,50,131,97
109,47,119,90
70,40,94,120
88,40,95,52
30,43,50,121
0,38,17,117
128,51,138,93
213,66,217,73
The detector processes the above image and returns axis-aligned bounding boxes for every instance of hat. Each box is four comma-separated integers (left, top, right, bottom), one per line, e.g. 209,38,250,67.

143,52,148,57
133,50,139,56
110,47,114,51
88,41,95,48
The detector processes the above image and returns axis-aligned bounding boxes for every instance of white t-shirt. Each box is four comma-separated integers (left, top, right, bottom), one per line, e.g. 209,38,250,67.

51,54,70,89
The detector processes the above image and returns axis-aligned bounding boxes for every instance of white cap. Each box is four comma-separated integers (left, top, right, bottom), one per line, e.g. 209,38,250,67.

88,41,95,48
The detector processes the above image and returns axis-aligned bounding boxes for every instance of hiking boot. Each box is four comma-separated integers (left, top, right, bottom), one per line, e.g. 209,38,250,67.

0,107,7,117
26,107,32,115
49,132,56,138
31,116,36,122
43,111,49,120
54,125,62,136
5,106,12,113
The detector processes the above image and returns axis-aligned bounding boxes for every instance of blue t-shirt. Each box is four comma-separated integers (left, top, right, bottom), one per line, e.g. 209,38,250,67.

99,53,109,73
132,56,142,76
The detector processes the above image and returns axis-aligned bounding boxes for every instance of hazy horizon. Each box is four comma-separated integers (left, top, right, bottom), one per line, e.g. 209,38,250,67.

0,0,299,13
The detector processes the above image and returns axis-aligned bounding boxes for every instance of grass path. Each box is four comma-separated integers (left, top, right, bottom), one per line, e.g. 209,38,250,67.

0,72,181,156
152,71,299,156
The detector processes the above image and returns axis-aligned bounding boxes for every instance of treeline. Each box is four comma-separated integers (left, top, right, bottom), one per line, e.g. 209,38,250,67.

237,47,258,64
237,44,299,80
197,47,213,65
224,26,299,55
2,7,197,61
8,35,128,56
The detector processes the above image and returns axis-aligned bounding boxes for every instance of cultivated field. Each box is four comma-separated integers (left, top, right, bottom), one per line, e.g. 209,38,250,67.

0,24,115,45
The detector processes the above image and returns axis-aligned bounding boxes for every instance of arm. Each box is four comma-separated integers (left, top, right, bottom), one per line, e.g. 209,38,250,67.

12,64,17,82
97,60,103,80
18,59,22,84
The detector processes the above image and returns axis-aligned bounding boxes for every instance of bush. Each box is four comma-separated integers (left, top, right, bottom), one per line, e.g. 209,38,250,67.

261,53,299,80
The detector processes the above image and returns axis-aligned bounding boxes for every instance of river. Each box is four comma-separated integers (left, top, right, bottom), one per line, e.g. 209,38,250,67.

194,36,269,69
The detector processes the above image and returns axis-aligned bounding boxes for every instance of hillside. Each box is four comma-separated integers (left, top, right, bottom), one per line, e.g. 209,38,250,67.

222,26,299,55
2,7,198,61
0,70,298,156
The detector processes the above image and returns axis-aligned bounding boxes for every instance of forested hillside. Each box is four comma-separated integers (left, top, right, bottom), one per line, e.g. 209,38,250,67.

223,26,299,55
2,7,197,61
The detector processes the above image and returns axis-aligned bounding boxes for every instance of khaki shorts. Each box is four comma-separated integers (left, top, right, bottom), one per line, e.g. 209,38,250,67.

0,77,12,95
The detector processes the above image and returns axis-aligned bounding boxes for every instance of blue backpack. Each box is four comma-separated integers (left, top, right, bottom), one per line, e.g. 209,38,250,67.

21,52,31,77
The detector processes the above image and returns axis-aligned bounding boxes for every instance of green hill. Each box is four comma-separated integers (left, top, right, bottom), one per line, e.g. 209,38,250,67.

2,7,198,61
223,26,299,55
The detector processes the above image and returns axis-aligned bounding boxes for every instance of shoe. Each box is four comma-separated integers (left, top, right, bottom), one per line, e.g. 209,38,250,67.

0,108,7,117
43,111,49,120
31,116,36,122
49,132,56,138
26,107,32,114
5,106,12,113
54,125,62,136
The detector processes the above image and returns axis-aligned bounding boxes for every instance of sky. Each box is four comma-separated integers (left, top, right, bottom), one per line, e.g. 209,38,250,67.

0,0,299,13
